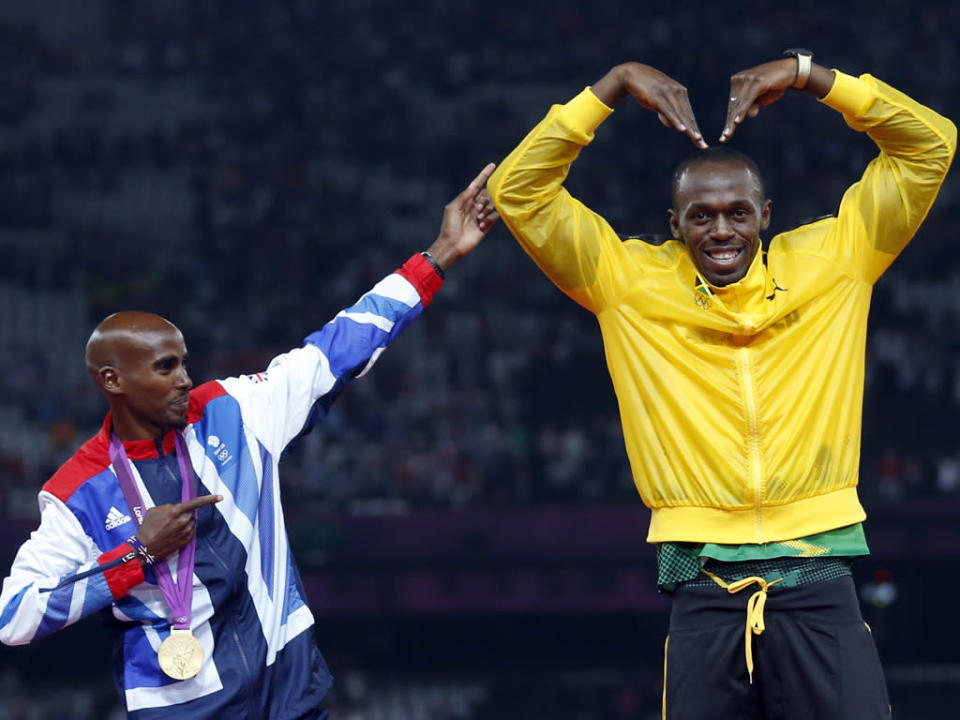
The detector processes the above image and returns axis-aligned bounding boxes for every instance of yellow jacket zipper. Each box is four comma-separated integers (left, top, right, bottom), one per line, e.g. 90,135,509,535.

737,346,764,542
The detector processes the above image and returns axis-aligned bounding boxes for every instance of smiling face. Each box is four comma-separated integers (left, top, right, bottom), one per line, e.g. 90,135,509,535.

668,160,771,287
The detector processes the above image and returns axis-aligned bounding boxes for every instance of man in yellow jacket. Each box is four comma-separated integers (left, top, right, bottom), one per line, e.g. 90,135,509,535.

488,51,955,719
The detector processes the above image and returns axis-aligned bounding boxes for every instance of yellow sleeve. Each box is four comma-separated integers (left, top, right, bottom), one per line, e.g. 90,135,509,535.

820,71,956,284
487,89,639,313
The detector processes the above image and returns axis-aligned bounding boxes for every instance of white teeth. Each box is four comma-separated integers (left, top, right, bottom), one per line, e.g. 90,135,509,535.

708,249,739,261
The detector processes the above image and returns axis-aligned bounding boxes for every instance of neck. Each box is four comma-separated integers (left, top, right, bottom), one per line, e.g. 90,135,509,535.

110,407,168,442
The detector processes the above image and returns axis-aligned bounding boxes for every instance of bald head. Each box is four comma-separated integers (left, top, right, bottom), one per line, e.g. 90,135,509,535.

86,312,182,378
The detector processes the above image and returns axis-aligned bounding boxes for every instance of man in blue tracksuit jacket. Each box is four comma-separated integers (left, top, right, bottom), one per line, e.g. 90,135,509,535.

0,165,498,718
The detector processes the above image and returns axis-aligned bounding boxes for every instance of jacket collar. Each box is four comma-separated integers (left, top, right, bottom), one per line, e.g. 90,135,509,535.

98,411,177,460
695,247,772,318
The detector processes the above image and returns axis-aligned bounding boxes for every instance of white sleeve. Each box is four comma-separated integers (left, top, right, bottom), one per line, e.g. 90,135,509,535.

218,271,427,456
0,492,119,645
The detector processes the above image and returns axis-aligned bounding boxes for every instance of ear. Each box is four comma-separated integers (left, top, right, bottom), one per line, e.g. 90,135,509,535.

760,199,772,231
668,208,682,240
99,367,123,396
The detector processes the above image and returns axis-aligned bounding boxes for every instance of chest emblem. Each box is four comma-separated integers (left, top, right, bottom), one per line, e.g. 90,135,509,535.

206,434,234,466
105,505,132,530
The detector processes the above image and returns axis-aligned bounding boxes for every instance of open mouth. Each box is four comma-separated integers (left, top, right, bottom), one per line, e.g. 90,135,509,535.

703,246,744,267
171,397,190,411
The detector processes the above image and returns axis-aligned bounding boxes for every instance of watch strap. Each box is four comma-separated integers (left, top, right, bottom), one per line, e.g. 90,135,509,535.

783,48,814,89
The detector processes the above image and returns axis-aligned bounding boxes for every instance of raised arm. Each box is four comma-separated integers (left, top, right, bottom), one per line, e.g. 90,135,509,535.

593,63,706,149
720,52,956,282
219,165,500,455
720,55,835,143
488,63,703,312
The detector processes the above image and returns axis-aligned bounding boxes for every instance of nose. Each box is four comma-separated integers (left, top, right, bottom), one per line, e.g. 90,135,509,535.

711,214,735,240
176,365,193,390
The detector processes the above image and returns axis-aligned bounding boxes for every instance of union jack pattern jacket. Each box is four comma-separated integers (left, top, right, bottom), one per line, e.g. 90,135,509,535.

0,254,442,718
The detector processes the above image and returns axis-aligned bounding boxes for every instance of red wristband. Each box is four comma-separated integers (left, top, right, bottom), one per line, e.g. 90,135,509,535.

98,542,145,599
397,253,444,307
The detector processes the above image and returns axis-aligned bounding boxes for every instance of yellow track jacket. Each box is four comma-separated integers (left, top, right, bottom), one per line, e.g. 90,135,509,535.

488,71,956,544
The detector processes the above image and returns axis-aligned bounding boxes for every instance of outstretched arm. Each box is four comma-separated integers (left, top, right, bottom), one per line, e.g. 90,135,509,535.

219,165,501,456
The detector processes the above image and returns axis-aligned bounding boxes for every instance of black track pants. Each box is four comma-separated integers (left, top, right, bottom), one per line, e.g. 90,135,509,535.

662,575,891,720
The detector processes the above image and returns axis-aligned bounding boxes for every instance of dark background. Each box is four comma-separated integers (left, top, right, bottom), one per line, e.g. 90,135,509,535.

0,0,957,718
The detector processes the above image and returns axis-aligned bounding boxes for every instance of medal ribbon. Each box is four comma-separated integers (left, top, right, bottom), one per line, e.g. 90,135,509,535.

110,430,197,630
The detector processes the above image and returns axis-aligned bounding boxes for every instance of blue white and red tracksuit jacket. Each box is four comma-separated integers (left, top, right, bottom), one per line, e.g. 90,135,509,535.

0,255,443,718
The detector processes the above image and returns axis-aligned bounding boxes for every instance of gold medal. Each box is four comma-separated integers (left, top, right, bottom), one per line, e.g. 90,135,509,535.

157,628,204,680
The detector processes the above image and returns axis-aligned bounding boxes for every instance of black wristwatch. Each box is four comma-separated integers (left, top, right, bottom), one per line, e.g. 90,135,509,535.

419,250,445,279
782,48,814,89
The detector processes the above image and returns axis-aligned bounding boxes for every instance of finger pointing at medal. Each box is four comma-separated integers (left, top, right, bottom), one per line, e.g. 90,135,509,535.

106,428,219,681
133,495,223,565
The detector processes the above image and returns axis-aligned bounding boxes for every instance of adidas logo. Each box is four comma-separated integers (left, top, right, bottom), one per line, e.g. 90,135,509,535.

105,506,132,531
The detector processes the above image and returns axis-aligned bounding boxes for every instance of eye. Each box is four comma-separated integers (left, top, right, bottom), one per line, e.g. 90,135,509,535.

155,358,178,373
732,208,750,219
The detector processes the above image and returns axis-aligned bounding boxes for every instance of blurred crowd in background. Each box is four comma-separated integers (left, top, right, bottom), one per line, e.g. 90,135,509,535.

0,0,958,717
0,0,957,522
